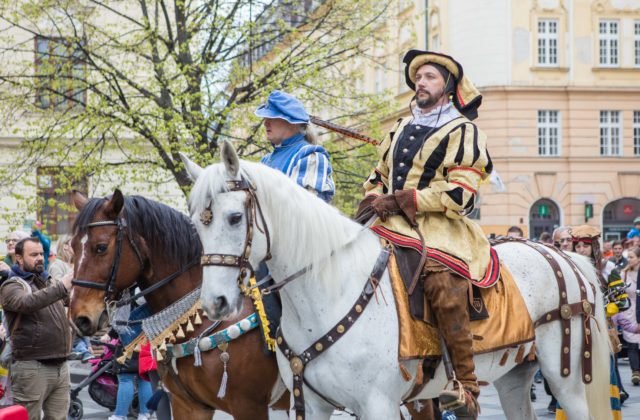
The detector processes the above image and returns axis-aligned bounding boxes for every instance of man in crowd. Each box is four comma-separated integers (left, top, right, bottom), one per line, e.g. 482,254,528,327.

552,226,572,251
357,50,496,419
609,240,628,271
0,237,73,420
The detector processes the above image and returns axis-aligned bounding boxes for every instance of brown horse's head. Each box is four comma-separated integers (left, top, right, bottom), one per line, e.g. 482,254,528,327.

69,189,147,335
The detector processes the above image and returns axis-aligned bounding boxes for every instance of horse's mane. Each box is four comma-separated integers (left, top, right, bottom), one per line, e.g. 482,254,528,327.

73,195,202,264
189,160,365,285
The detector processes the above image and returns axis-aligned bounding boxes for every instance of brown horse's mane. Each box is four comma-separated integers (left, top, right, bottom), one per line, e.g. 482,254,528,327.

73,195,202,264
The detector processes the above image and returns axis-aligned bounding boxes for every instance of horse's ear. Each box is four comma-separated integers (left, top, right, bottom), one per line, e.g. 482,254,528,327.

104,189,125,219
72,190,88,210
220,140,240,178
179,152,203,182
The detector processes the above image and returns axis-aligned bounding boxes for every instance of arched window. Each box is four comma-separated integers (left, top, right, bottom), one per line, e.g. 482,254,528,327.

529,198,560,240
602,198,640,241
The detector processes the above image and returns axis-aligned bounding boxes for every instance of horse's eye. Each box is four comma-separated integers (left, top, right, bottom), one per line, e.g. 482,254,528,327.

228,213,243,226
96,244,108,254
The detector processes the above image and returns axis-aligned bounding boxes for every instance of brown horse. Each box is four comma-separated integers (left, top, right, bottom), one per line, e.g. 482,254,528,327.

68,190,288,420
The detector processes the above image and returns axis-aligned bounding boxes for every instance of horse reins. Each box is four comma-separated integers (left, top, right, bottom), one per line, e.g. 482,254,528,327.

199,178,272,296
72,215,200,307
72,217,145,301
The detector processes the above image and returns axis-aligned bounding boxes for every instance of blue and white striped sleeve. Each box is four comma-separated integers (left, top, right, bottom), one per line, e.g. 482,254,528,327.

288,146,335,203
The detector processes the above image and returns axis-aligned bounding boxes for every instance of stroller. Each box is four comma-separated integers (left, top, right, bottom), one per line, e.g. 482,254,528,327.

68,340,138,420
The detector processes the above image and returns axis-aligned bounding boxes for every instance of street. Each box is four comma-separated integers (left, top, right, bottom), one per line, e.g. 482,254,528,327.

70,357,640,419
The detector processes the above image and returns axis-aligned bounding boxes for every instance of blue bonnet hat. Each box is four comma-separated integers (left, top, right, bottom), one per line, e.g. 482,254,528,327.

255,90,310,124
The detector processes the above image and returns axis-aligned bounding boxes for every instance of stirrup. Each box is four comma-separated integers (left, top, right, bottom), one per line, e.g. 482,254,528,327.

438,379,466,411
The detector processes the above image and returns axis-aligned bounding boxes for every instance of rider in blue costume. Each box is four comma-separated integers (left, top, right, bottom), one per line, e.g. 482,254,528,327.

256,90,335,203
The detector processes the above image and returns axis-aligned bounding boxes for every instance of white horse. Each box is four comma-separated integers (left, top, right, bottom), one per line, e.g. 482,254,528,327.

180,143,612,420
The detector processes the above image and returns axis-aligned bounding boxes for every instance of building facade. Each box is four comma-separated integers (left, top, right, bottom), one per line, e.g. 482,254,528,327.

365,0,640,240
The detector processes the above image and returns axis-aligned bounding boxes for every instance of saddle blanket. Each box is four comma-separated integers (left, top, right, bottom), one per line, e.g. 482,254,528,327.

388,252,535,359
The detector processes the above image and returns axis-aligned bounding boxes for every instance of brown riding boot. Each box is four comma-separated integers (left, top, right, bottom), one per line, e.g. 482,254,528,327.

424,266,479,419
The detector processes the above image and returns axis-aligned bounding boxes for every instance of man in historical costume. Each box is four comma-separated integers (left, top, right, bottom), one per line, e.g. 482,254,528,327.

255,90,335,203
357,50,499,419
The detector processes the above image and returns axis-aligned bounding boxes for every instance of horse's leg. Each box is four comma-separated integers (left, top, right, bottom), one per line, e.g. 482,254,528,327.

228,403,270,420
405,400,436,420
300,395,334,420
359,393,405,420
493,361,538,420
170,394,214,420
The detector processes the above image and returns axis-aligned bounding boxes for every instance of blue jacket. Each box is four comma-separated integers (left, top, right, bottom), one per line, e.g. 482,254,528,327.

261,133,335,202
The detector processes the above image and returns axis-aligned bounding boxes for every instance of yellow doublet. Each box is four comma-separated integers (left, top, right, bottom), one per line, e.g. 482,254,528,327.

365,115,494,282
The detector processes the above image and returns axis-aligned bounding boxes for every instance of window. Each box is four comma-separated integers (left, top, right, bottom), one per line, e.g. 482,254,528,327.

634,111,640,156
537,19,558,66
598,20,619,67
635,21,640,67
600,111,621,156
37,167,87,238
538,110,560,156
35,36,86,110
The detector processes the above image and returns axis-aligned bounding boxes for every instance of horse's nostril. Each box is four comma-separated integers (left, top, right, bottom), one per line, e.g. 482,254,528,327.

215,296,228,312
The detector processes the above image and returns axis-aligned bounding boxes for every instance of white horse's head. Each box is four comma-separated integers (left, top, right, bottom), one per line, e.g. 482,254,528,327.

180,142,271,320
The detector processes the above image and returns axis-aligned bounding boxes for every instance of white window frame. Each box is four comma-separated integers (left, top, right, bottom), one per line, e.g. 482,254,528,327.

600,110,622,156
538,110,561,156
634,111,640,156
599,20,619,67
537,19,558,66
635,21,640,67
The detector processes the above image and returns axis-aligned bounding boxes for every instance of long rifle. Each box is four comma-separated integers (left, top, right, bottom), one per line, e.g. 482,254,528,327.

309,115,379,146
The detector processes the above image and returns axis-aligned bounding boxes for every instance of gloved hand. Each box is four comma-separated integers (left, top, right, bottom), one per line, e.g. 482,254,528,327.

394,189,418,226
354,194,377,224
371,195,401,222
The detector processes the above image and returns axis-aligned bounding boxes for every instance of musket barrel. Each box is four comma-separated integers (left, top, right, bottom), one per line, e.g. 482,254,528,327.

309,115,379,146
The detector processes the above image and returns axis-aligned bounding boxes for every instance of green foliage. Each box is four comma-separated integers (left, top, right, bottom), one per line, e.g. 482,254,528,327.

0,0,396,227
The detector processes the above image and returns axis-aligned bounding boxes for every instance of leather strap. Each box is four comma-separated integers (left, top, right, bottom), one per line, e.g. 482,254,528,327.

276,245,391,419
527,242,594,383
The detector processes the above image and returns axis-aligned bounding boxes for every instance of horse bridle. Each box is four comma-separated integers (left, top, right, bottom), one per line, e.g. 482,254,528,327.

199,178,272,296
72,217,145,301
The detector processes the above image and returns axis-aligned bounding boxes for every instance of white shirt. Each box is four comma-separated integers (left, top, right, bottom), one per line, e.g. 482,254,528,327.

411,101,462,128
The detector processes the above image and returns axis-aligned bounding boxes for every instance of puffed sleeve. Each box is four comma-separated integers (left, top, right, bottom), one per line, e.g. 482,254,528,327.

363,119,405,197
415,122,491,218
288,146,335,203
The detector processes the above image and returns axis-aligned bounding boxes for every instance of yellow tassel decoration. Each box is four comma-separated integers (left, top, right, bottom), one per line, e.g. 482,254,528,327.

194,312,203,325
186,319,194,332
248,276,276,351
176,325,185,339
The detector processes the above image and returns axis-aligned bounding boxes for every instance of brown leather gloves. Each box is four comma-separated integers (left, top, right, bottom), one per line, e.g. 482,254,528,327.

355,190,419,225
394,189,418,226
371,195,401,222
354,194,377,224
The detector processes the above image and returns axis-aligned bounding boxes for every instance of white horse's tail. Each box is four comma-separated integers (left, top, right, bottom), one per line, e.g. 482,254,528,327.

568,254,613,420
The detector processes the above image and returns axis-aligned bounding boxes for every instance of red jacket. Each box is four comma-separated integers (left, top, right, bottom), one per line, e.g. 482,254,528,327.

138,342,157,381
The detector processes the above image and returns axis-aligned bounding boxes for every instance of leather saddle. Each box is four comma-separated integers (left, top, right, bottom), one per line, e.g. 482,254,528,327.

394,246,489,322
